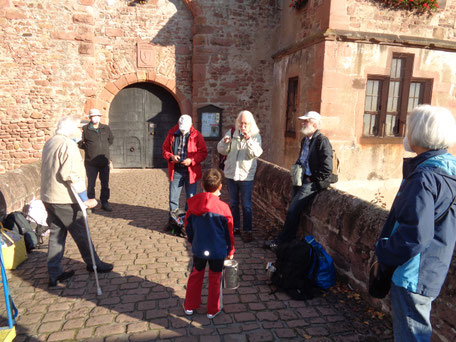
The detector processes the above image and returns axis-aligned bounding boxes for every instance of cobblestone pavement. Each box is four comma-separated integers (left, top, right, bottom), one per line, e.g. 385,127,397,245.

3,169,393,341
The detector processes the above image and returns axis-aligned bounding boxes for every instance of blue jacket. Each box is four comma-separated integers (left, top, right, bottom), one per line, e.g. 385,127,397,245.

185,192,235,260
376,150,456,297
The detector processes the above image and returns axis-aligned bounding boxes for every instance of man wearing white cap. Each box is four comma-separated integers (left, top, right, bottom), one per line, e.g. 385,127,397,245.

265,111,333,249
78,109,114,211
162,114,208,222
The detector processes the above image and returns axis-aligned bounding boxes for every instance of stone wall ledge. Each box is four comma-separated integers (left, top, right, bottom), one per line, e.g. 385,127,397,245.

252,158,456,341
0,161,41,221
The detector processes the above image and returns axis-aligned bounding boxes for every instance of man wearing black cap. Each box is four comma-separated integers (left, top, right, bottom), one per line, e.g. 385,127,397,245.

78,109,114,211
265,111,333,249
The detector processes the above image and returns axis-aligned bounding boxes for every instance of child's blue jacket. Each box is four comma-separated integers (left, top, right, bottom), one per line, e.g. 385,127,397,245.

185,192,235,260
376,150,456,297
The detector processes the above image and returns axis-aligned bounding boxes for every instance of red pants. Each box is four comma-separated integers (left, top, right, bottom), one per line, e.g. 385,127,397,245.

184,257,224,315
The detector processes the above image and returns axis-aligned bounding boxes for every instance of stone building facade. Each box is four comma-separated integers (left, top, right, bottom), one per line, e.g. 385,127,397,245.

0,0,279,172
1,0,456,204
271,0,456,204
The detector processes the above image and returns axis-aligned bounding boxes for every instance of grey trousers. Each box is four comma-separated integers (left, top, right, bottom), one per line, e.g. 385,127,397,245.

44,203,102,282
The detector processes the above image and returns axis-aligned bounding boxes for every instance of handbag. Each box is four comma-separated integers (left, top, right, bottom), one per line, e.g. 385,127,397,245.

290,164,303,187
368,261,396,299
0,226,27,270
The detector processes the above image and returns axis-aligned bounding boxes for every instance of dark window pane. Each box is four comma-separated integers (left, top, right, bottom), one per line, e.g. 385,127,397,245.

285,77,298,134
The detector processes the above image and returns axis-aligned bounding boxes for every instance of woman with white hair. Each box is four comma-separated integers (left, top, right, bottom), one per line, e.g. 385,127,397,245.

375,105,456,341
217,110,263,243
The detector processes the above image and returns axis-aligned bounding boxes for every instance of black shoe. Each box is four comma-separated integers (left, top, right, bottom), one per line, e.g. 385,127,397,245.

101,202,112,211
86,262,113,273
48,270,75,287
233,228,240,235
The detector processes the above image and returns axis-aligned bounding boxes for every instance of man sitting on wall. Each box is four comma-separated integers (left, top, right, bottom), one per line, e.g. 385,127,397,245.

264,111,333,250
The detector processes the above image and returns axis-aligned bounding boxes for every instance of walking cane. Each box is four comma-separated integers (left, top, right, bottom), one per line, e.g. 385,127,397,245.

70,186,102,296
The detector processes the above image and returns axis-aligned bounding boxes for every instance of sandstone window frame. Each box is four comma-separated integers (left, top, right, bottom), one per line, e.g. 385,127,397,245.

285,76,299,138
362,53,433,140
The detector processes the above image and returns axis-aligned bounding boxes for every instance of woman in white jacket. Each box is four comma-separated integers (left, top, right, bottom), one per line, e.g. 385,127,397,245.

217,110,263,243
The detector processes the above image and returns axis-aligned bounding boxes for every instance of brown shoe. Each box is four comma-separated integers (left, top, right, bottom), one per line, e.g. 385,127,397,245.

241,232,253,243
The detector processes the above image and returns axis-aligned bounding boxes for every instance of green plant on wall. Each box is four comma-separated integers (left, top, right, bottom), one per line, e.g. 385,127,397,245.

372,0,440,12
289,0,309,10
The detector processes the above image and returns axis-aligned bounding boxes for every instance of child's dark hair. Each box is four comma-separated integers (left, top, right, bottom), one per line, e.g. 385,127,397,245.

202,168,222,193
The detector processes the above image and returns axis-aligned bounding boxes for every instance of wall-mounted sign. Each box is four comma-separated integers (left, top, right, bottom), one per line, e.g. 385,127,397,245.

198,105,223,140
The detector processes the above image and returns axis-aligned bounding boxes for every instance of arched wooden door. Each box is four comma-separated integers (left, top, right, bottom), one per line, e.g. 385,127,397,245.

109,82,181,168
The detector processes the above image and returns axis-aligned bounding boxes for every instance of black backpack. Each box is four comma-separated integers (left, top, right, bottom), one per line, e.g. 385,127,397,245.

168,209,186,238
270,239,319,300
3,211,39,252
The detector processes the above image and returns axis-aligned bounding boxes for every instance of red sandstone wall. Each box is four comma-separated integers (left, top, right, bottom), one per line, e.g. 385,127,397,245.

191,2,279,157
0,1,279,173
0,0,193,173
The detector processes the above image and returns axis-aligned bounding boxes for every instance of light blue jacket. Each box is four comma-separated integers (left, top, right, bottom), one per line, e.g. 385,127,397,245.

376,150,456,297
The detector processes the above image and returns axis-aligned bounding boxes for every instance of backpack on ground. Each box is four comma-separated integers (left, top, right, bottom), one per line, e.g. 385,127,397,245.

218,127,235,170
270,239,319,300
305,235,336,289
167,209,186,238
3,211,39,252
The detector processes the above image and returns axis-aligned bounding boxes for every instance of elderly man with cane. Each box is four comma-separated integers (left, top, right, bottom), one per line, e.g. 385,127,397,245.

41,116,113,287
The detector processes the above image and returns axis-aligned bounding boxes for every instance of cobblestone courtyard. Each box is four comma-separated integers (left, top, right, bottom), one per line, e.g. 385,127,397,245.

3,169,393,341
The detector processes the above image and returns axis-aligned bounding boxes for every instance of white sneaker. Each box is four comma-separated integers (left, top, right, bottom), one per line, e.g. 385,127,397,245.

184,309,193,316
207,311,222,319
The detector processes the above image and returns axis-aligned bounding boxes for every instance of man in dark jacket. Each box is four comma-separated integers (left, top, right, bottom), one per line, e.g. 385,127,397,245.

265,111,333,248
78,109,114,211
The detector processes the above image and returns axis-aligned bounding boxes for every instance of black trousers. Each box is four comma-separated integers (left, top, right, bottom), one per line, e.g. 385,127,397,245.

44,203,102,282
192,256,224,272
85,162,110,204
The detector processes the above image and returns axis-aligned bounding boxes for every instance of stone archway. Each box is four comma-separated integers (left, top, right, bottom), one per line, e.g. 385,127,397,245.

84,71,192,117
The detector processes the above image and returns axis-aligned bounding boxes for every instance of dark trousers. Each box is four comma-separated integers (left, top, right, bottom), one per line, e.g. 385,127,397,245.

44,203,102,283
184,256,224,315
85,162,110,204
277,180,319,243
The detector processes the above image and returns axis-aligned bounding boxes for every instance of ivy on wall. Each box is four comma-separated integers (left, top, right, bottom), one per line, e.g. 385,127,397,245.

372,0,440,13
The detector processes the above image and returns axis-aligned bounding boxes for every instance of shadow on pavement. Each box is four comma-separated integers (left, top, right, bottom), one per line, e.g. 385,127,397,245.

12,250,204,341
88,202,173,234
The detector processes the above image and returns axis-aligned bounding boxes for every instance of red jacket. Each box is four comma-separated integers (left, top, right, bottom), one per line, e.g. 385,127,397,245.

162,125,208,183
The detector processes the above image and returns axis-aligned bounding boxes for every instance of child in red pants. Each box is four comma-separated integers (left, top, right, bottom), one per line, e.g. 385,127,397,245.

184,168,235,319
